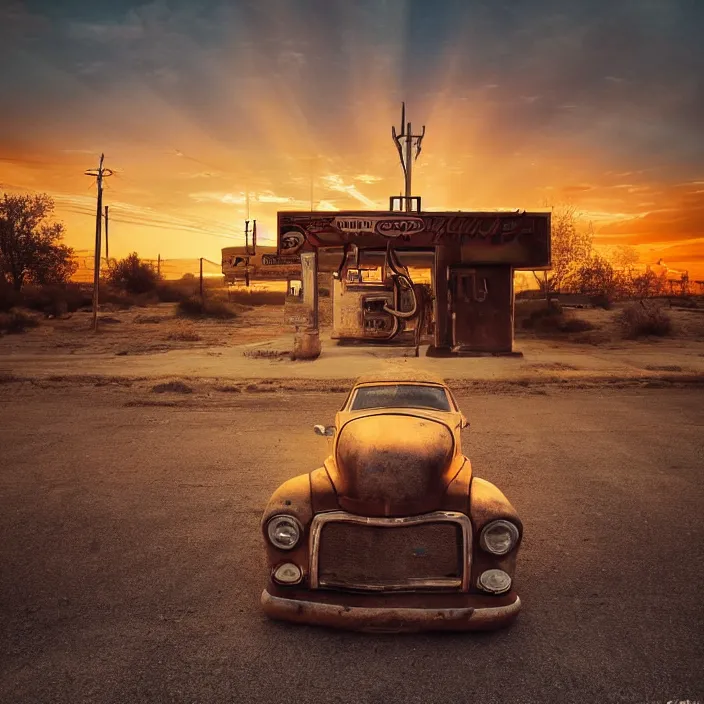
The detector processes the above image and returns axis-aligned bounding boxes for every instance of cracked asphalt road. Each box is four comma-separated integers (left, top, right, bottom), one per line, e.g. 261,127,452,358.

1,385,702,704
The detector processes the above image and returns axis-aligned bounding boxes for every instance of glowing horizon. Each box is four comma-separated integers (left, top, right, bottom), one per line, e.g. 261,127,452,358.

1,0,703,278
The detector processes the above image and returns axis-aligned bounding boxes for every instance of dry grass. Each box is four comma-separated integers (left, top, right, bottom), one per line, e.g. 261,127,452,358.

176,296,238,319
0,309,41,334
216,385,243,393
527,362,579,371
151,381,193,394
155,281,198,303
519,303,596,335
0,283,93,316
166,328,202,342
134,314,168,324
617,302,673,339
226,289,285,306
243,348,291,359
559,317,596,333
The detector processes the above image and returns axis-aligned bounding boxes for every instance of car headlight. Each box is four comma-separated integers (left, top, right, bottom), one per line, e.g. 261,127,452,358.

266,515,302,550
478,569,512,594
479,519,519,555
273,563,303,585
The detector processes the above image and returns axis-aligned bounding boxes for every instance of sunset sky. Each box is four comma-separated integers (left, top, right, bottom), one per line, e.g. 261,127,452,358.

1,0,703,278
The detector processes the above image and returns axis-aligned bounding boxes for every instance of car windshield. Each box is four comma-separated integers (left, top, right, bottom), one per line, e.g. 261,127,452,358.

350,384,451,412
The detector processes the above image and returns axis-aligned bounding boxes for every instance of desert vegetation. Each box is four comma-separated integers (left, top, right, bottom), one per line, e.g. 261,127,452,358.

527,206,693,303
106,252,161,294
177,295,238,319
0,193,76,291
617,302,674,339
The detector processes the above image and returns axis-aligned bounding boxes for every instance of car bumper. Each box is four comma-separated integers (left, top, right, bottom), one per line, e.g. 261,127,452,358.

261,589,521,633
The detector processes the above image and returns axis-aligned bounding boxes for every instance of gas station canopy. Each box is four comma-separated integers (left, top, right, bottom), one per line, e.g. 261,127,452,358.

278,210,551,269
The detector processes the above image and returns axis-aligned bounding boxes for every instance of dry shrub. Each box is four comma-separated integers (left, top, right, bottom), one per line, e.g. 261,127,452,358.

520,303,561,331
135,314,167,324
226,289,285,306
2,284,92,316
559,317,596,333
244,348,290,359
177,295,237,319
520,303,595,334
0,282,20,311
167,328,202,342
589,293,613,310
217,385,242,393
0,309,40,333
98,287,154,310
617,303,673,339
671,297,699,309
156,281,197,303
151,381,193,394
107,253,160,294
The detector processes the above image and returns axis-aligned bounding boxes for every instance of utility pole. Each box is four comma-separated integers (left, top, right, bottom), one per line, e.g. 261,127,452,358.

157,254,161,277
392,102,425,212
84,154,113,331
104,205,109,263
199,257,204,298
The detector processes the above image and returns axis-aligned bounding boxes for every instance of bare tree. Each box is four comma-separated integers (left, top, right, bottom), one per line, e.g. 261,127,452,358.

574,253,616,297
608,244,640,273
533,205,593,293
0,193,76,290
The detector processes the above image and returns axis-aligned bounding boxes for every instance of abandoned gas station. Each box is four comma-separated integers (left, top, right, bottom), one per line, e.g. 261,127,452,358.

279,207,551,357
224,105,552,358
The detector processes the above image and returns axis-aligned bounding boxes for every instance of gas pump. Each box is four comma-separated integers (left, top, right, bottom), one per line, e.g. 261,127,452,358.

331,242,425,344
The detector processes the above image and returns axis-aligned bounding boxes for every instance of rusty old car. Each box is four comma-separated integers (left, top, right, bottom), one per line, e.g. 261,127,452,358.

260,371,523,632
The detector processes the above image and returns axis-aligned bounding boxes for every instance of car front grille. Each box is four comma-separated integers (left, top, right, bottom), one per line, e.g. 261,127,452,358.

310,511,471,591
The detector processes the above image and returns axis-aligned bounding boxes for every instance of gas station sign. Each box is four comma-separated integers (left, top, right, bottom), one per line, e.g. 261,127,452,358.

278,210,551,269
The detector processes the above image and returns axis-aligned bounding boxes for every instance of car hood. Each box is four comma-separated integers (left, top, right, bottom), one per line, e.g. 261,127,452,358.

325,411,461,517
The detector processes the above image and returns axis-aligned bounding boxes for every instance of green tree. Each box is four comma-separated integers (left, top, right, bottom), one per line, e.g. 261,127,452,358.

0,193,76,290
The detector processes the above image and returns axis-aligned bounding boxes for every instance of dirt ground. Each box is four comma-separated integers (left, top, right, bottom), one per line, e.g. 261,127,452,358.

0,302,285,356
2,297,703,356
0,384,702,703
1,300,704,388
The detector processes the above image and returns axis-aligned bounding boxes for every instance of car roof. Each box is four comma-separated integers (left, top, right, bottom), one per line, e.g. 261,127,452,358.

353,370,448,387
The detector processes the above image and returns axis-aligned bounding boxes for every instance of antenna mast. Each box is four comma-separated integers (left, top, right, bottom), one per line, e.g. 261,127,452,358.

391,102,425,212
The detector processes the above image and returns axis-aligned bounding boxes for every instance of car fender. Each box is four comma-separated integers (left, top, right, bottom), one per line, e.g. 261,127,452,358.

468,477,523,590
261,474,314,581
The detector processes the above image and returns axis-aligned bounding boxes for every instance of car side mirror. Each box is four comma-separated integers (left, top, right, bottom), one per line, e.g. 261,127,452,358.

460,415,469,429
314,424,336,437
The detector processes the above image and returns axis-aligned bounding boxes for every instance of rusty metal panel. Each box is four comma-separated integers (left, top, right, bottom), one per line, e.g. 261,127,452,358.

301,252,318,329
331,278,362,338
278,210,550,268
432,245,453,348
449,266,514,353
331,279,398,340
283,253,318,329
317,522,462,590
